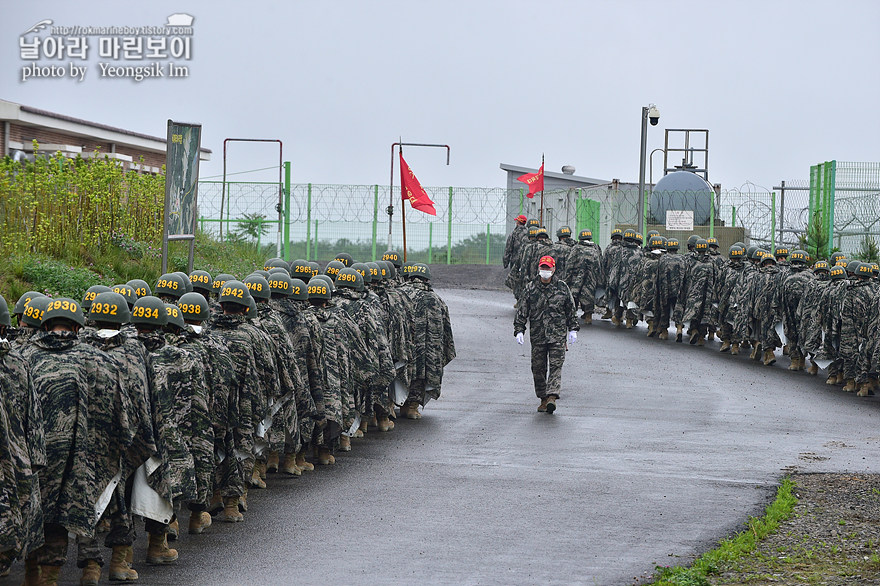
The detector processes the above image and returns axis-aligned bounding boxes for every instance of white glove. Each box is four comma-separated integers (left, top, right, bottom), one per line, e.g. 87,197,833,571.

567,331,577,345
516,332,524,345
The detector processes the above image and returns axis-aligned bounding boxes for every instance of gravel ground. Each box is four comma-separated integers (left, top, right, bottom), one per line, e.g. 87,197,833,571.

708,473,880,585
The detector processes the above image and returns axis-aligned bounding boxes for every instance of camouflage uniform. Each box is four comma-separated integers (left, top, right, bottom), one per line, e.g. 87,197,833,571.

518,239,554,299
566,239,604,315
615,242,641,322
403,279,456,405
373,276,415,389
548,240,573,282
657,250,687,331
824,277,849,379
635,250,664,327
503,223,528,270
674,253,719,337
780,265,815,362
514,274,577,399
798,273,831,359
0,339,44,564
753,264,785,351
716,258,746,345
26,331,134,567
839,279,874,384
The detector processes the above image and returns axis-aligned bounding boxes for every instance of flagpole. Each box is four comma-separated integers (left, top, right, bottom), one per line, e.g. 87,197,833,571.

539,153,545,225
401,147,408,261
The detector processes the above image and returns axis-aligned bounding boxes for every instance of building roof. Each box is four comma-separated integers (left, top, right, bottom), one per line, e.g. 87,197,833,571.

0,98,211,160
499,163,607,185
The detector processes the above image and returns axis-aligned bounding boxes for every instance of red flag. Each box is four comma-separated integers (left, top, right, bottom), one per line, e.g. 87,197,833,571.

400,152,437,216
516,163,544,198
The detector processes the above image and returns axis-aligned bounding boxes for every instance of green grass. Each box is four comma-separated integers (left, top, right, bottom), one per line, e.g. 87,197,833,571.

650,478,797,586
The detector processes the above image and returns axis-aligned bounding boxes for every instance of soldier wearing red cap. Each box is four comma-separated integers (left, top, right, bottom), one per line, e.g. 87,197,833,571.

513,255,578,414
504,215,529,271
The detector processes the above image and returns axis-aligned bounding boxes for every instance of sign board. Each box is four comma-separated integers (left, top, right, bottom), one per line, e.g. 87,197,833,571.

161,120,202,272
666,210,694,232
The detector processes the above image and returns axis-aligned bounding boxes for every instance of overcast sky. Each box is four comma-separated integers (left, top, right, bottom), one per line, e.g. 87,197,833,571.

3,0,878,191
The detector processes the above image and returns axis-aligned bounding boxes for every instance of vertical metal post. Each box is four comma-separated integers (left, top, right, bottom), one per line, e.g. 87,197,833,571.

486,223,490,265
519,188,524,214
314,220,318,260
428,222,433,264
447,187,453,265
283,161,291,261
256,217,262,252
828,160,837,257
731,206,736,228
371,184,379,261
770,192,776,250
778,180,785,247
637,106,648,235
709,192,715,238
305,183,312,261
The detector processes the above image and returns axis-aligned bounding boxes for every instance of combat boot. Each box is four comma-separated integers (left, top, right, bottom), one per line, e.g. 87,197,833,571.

108,546,138,582
788,357,801,371
537,397,549,412
339,435,351,451
857,382,873,397
188,511,211,534
146,532,177,565
208,490,223,515
658,330,669,340
843,378,857,392
167,518,178,541
400,401,421,420
825,374,837,385
295,451,314,472
80,560,101,586
625,317,635,329
689,329,700,345
23,557,40,585
706,328,716,342
317,447,335,465
697,333,705,346
257,460,267,480
836,372,845,385
750,343,762,361
281,453,302,476
37,566,60,586
583,314,593,325
611,315,622,327
730,342,740,355
782,344,790,356
545,395,557,414
807,359,819,376
762,349,776,366
377,416,395,432
238,491,247,512
249,465,266,489
646,320,655,337
601,308,612,319
356,419,368,438
719,340,731,352
266,451,280,473
219,497,243,523
675,324,683,343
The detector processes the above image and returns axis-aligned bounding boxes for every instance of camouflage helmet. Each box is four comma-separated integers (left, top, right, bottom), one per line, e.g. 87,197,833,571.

252,269,271,280
264,257,289,272
411,263,432,281
290,260,313,281
89,292,130,325
527,227,539,238
218,280,252,307
365,262,382,282
707,237,719,248
830,252,846,264
173,272,194,294
268,266,290,277
380,260,397,279
634,233,643,246
110,284,138,308
189,270,214,294
855,261,874,278
324,260,345,281
42,297,85,328
812,260,830,273
527,219,540,228
131,296,168,327
312,274,335,292
556,226,573,239
686,235,700,249
666,238,680,251
728,245,745,259
623,229,637,242
535,228,549,240
155,273,186,299
243,275,271,300
126,279,152,298
578,229,593,241
20,296,50,328
382,250,403,268
695,238,709,253
177,292,210,322
648,235,665,249
307,262,320,277
82,285,111,310
611,227,623,240
164,303,186,330
267,273,294,297
213,273,236,292
289,278,308,301
774,246,790,258
333,253,354,267
0,294,10,328
335,267,364,291
847,260,863,276
647,230,660,238
789,249,808,264
307,277,332,301
351,262,372,284
375,261,389,280
829,266,846,280
760,250,776,264
746,245,760,260
836,259,849,271
15,291,46,316
733,241,745,248
872,263,879,276
244,295,257,319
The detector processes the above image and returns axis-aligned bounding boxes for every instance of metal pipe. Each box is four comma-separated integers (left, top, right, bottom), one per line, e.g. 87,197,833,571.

389,141,451,256
637,106,649,235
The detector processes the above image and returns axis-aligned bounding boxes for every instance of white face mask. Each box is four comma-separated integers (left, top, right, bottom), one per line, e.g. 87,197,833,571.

539,270,553,280
190,324,203,335
96,329,120,339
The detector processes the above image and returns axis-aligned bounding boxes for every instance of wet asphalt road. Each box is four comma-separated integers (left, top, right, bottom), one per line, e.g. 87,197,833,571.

14,287,880,585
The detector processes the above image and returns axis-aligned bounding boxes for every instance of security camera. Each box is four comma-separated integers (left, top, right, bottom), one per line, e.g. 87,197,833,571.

648,105,660,126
